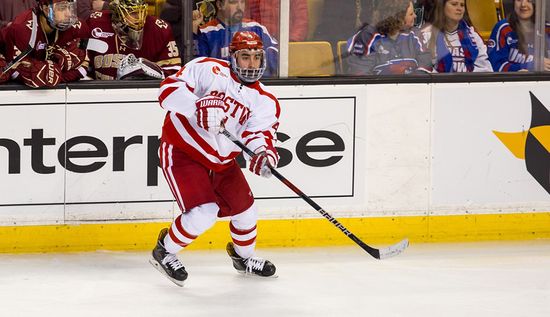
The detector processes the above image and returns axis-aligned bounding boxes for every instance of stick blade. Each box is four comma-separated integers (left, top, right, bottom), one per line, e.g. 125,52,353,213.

377,238,409,260
86,38,109,54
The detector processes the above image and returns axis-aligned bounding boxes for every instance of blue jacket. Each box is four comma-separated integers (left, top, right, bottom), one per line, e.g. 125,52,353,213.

194,18,279,77
488,19,534,72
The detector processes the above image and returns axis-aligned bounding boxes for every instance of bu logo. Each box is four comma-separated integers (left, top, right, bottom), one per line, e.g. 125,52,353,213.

212,66,227,77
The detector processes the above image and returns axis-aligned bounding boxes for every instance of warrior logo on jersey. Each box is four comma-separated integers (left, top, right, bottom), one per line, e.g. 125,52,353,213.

493,92,550,194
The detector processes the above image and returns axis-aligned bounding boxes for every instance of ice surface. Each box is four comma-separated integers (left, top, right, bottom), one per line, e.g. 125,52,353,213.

0,241,549,317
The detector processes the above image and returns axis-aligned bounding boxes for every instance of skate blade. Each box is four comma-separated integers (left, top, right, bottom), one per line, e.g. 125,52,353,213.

236,270,279,279
149,258,185,287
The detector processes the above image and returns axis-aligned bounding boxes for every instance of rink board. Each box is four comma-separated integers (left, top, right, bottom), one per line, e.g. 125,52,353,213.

0,212,549,253
0,82,549,252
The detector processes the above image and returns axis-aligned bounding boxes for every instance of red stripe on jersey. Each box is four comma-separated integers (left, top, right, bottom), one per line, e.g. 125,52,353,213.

198,57,230,68
175,66,186,77
248,83,280,118
174,215,198,240
169,228,189,247
158,86,178,108
161,118,240,172
176,113,239,162
230,222,257,235
160,76,178,86
232,236,256,246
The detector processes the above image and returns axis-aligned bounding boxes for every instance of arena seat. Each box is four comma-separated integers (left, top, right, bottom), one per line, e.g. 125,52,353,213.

289,41,335,76
336,40,348,74
306,0,325,40
466,0,499,42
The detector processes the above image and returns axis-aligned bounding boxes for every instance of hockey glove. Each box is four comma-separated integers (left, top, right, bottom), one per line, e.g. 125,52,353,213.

249,144,279,178
15,58,61,88
195,95,228,134
117,54,165,80
49,40,86,71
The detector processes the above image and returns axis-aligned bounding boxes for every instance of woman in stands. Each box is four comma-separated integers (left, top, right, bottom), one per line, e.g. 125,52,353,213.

420,0,493,72
346,0,433,75
488,0,550,72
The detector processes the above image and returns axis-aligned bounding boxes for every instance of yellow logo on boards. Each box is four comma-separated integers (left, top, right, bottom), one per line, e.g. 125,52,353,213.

493,92,550,194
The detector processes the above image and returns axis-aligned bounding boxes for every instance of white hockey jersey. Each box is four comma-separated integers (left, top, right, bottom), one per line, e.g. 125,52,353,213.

158,57,280,171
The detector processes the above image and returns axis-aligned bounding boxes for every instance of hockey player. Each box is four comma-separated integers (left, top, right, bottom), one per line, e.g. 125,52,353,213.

195,0,278,77
86,0,181,80
150,31,280,287
1,0,89,88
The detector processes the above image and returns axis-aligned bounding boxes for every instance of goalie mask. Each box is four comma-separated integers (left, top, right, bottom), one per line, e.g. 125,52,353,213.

110,0,148,50
36,0,77,31
229,31,266,83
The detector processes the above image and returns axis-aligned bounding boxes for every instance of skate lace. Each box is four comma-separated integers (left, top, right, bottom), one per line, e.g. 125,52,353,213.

245,257,266,273
162,254,185,271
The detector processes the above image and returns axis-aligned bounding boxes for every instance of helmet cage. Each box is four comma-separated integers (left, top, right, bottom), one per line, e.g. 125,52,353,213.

231,49,267,83
112,1,148,50
115,1,147,30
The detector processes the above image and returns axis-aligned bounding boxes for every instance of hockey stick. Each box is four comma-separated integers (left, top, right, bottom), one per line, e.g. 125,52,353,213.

221,129,409,260
1,11,38,76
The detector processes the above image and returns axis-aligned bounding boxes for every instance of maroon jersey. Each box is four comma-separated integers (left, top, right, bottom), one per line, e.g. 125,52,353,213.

87,11,181,80
1,8,90,86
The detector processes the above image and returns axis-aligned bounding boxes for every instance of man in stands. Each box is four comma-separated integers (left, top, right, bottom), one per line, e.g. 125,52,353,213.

150,31,280,286
195,0,278,77
1,0,89,88
86,0,181,80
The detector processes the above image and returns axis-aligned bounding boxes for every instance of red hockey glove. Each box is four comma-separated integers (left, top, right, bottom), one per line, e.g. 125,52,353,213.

49,40,86,71
195,95,228,134
249,144,279,178
15,58,61,88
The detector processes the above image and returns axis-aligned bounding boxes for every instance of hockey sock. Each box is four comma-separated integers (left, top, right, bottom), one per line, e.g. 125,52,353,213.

230,221,257,259
164,203,219,254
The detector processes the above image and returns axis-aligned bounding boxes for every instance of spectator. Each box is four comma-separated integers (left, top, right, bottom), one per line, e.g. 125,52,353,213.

0,0,35,28
247,0,308,42
86,0,181,80
160,0,217,56
77,0,110,20
488,0,550,72
420,0,492,72
195,0,278,77
347,0,432,75
2,0,90,88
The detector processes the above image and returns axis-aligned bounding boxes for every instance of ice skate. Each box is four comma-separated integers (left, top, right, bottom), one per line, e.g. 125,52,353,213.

149,228,188,287
226,242,277,277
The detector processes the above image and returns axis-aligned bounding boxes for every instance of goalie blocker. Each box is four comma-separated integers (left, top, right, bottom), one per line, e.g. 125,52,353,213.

117,54,165,80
